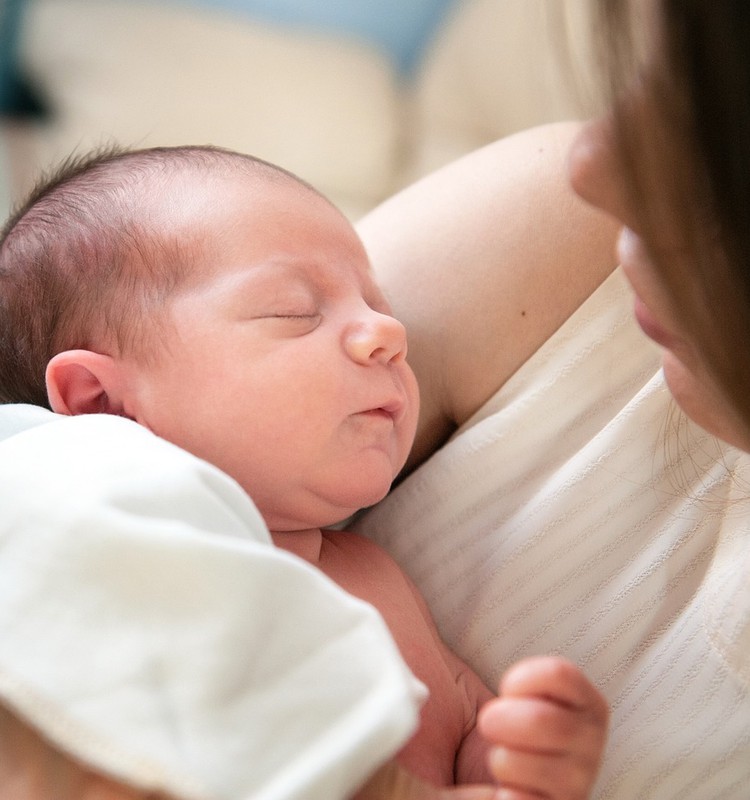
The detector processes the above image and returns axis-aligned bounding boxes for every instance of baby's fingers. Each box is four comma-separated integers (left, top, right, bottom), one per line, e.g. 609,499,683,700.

500,657,608,722
484,745,594,800
476,657,609,800
477,695,604,755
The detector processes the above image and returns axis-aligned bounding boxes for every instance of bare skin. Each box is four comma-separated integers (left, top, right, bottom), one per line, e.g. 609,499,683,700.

1,655,608,800
357,122,619,470
0,705,170,800
1,123,614,800
0,713,494,800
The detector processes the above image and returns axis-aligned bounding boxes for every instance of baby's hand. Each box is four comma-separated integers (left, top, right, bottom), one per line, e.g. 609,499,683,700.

355,761,501,800
476,656,609,800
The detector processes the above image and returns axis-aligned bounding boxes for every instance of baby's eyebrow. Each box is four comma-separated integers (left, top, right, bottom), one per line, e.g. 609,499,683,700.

209,260,307,294
207,254,369,309
211,265,323,314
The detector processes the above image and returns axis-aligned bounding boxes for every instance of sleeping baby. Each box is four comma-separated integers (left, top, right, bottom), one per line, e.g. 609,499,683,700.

0,144,608,797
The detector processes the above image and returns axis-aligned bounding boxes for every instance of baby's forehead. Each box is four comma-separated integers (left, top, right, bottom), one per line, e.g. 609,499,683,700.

142,163,316,230
129,156,366,283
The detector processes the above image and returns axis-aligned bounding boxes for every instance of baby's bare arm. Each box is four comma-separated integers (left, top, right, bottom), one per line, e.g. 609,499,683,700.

357,122,619,471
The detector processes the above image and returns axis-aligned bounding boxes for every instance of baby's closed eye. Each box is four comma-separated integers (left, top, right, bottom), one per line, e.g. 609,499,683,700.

255,311,322,335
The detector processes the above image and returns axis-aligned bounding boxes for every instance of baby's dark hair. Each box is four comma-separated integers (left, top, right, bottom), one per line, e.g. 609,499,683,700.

0,144,319,407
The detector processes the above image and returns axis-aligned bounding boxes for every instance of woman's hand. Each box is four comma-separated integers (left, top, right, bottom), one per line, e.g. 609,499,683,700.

477,657,609,800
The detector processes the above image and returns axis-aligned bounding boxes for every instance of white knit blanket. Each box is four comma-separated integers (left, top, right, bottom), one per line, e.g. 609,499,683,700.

353,268,750,800
0,410,423,800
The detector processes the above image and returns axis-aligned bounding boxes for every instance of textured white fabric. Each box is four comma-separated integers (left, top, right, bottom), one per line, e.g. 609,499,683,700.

0,409,423,800
353,268,750,800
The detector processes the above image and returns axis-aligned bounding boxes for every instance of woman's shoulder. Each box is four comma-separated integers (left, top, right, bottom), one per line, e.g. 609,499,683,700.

358,123,619,469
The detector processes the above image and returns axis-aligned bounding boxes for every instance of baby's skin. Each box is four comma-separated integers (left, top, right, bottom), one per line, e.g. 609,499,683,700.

274,529,608,798
39,149,609,799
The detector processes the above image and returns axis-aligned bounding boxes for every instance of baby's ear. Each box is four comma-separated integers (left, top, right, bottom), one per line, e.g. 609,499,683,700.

46,350,127,416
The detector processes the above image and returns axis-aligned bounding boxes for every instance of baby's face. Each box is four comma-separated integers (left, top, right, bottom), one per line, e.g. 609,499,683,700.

121,173,419,532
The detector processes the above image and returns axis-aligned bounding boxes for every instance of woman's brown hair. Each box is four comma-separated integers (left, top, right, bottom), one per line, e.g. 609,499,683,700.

595,0,750,443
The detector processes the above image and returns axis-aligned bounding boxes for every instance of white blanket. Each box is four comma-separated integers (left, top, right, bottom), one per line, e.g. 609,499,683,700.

354,268,750,800
0,410,424,800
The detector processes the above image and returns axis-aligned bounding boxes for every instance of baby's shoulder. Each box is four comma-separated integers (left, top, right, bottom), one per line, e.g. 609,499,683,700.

321,528,407,572
322,528,395,559
320,529,424,604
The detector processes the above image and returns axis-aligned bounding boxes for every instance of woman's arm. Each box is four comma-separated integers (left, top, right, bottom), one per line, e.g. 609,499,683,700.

357,122,619,470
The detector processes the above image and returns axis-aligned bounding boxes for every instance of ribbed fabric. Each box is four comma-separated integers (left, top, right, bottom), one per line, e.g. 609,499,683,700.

353,268,750,799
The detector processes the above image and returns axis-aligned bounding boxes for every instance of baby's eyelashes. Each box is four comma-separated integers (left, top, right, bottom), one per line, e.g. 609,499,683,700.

255,313,322,335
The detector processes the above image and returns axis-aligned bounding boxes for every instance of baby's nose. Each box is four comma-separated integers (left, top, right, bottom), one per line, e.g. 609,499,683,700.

345,310,407,366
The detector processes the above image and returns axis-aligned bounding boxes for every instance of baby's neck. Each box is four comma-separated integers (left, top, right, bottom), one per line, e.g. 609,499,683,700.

271,528,324,565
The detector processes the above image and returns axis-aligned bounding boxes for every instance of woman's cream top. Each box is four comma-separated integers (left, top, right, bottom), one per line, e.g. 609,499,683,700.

354,268,750,800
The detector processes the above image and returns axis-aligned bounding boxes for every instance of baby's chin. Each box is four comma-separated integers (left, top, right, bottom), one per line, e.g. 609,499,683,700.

267,483,393,533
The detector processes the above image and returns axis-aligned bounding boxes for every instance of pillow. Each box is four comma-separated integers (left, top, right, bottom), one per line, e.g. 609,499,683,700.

20,0,411,218
407,0,599,179
181,0,460,74
0,134,10,219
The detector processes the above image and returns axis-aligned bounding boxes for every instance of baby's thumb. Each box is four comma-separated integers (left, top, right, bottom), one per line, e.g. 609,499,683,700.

438,786,501,800
353,761,499,800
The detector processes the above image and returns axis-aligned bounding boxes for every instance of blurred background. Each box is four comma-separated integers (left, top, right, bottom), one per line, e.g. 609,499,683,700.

0,0,597,221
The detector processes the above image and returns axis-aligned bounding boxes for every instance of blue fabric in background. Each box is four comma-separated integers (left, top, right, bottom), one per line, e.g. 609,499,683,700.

0,0,45,116
181,0,459,74
0,0,25,113
0,0,458,115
